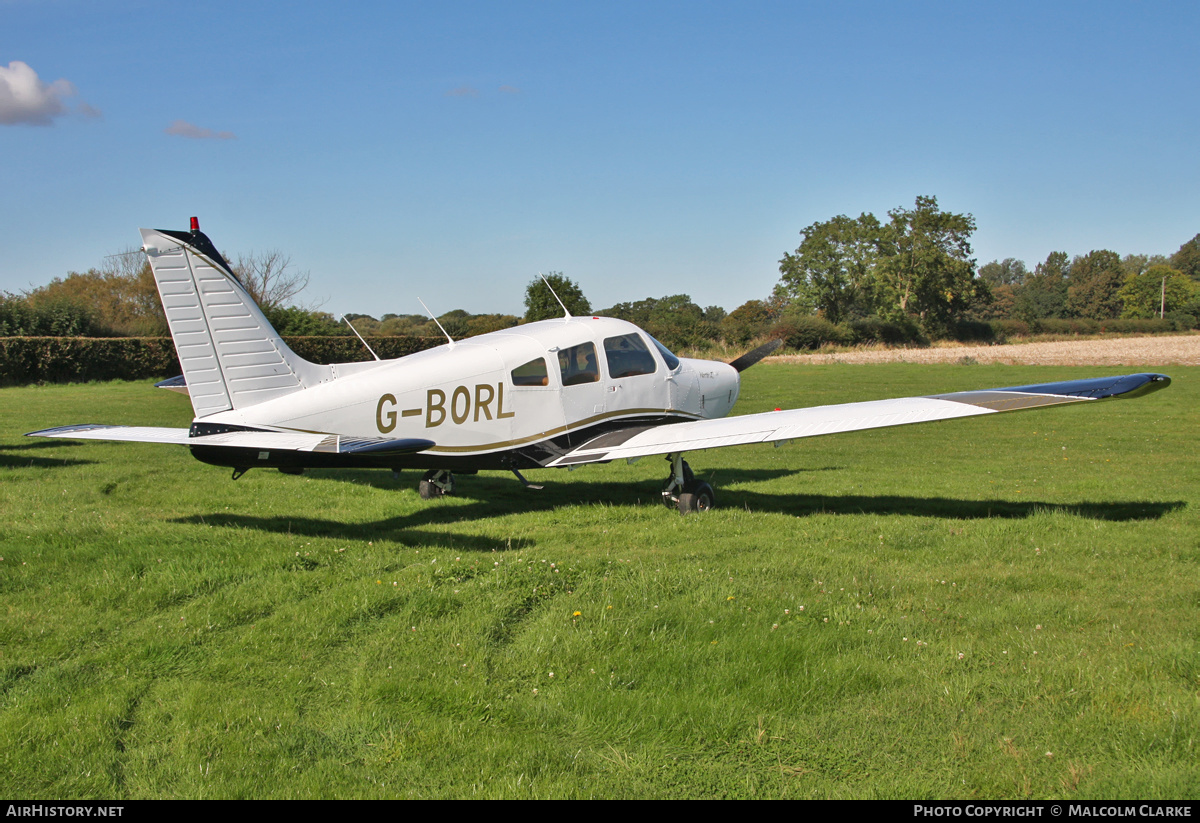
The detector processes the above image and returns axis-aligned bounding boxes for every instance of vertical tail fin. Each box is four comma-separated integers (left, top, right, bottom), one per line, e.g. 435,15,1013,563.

139,221,327,418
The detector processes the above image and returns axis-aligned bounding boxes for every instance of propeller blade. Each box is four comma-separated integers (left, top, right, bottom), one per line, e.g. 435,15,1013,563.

728,339,782,373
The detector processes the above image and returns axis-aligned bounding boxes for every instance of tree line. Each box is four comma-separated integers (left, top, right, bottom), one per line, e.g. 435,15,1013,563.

773,196,1200,344
5,198,1199,355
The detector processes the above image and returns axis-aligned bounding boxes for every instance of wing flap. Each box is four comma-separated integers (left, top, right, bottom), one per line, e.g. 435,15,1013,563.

548,373,1170,467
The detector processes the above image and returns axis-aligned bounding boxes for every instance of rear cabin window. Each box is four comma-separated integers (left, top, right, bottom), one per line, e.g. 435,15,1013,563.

512,357,550,386
604,333,657,378
558,342,600,386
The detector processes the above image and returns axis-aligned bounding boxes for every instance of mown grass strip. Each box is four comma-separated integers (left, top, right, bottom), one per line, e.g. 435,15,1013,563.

0,365,1195,798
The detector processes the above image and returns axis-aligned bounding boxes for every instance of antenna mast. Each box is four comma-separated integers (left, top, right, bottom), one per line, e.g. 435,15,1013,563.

418,298,456,348
342,316,381,360
540,273,573,319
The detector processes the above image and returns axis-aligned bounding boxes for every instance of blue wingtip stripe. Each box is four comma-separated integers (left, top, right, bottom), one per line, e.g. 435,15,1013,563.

994,373,1171,400
929,373,1171,410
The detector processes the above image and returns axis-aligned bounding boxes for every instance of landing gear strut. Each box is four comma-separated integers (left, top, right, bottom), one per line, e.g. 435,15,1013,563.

419,469,455,499
661,453,714,515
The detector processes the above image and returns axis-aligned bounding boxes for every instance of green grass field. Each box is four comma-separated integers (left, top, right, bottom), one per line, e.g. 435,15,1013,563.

1,364,1196,799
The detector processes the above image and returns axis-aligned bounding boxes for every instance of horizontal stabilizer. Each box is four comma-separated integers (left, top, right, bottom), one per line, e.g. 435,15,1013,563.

155,375,189,396
548,373,1171,467
27,424,195,444
26,425,434,456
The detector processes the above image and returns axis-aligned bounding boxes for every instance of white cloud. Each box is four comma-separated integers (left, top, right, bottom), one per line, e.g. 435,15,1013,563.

445,85,480,98
164,119,236,140
0,60,97,126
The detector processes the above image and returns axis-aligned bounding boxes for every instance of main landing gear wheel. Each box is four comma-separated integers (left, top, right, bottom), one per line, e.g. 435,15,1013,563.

661,454,715,515
419,469,455,499
676,481,714,515
661,458,695,508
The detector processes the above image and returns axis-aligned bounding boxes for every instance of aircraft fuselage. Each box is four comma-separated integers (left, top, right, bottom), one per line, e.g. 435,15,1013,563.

190,316,740,472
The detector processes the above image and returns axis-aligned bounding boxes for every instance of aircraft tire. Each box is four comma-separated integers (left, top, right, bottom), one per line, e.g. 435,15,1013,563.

662,460,697,508
677,481,714,514
419,470,450,499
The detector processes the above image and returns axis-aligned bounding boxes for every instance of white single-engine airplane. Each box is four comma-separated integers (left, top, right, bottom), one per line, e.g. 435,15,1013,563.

28,220,1172,513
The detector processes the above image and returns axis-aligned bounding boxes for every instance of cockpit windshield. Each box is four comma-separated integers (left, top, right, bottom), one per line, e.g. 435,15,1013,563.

649,336,680,370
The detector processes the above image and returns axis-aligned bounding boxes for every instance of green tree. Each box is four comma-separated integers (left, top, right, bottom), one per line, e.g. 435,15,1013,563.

378,314,434,336
262,306,345,336
1013,251,1070,322
24,249,166,336
1067,250,1125,319
524,272,591,322
777,213,884,323
969,283,1015,321
1,290,101,336
1170,233,1200,281
720,299,773,345
600,297,657,326
436,309,473,339
978,258,1028,287
599,294,719,350
1120,253,1169,279
465,313,520,337
646,294,716,349
875,196,981,333
1118,265,1199,319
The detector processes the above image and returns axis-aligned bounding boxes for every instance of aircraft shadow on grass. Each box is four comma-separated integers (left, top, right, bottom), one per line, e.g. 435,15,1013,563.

172,513,536,552
0,440,96,469
289,465,1184,525
718,490,1186,522
172,466,1183,548
307,464,817,493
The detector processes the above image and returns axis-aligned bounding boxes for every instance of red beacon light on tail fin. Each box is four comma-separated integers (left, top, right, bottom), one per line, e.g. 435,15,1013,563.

190,216,200,232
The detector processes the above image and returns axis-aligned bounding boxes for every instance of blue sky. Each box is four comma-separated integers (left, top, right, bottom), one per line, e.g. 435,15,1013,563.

2,0,1197,318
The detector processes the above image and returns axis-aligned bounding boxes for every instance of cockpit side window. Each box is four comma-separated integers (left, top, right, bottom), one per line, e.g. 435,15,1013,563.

512,357,550,387
558,342,599,386
604,333,657,378
650,336,681,370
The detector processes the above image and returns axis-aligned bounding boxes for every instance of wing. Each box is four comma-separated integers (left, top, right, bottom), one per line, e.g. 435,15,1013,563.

548,373,1171,467
26,424,434,456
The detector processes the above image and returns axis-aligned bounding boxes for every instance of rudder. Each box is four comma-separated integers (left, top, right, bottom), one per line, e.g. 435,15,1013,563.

140,221,326,418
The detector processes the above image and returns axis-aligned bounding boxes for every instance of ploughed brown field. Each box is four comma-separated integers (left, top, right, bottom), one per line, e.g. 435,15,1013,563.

772,333,1200,366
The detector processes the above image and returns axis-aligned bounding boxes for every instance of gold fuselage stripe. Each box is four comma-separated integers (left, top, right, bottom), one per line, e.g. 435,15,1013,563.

269,407,701,455
424,407,700,453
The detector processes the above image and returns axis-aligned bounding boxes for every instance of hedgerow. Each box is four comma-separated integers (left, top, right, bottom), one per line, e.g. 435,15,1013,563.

0,336,443,386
